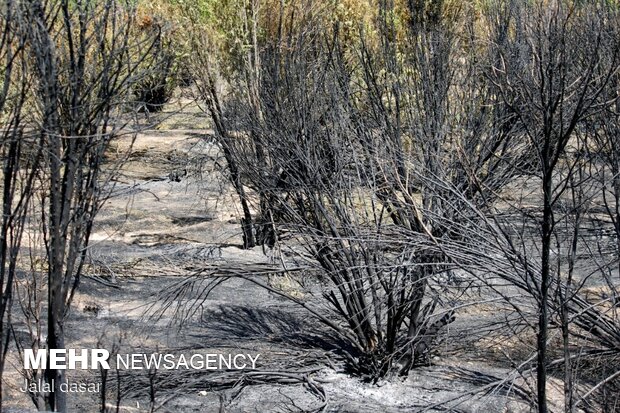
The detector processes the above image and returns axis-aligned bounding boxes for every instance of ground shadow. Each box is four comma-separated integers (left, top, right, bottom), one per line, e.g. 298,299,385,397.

192,304,355,356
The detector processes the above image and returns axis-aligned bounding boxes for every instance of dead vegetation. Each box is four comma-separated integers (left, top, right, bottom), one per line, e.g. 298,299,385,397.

2,0,620,412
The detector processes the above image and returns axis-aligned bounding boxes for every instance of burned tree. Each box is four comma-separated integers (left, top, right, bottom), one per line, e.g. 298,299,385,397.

16,0,165,410
485,2,620,411
178,0,527,381
0,1,39,410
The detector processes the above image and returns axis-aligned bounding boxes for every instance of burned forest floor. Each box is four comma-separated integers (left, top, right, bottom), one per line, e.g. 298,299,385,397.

2,106,596,413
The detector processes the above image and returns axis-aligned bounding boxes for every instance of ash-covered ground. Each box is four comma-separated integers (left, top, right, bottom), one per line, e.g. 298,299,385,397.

4,125,571,413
